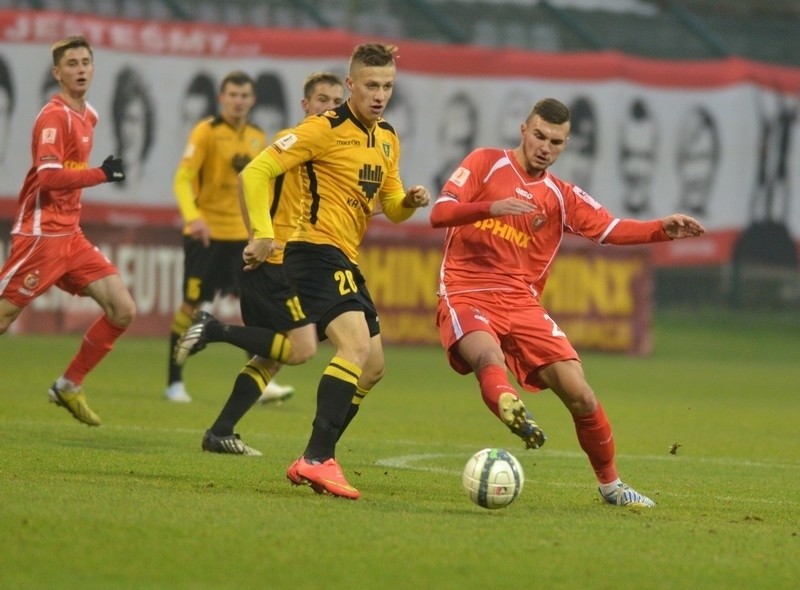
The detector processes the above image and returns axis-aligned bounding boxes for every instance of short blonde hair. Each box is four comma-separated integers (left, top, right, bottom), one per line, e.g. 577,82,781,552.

51,36,92,66
348,43,397,73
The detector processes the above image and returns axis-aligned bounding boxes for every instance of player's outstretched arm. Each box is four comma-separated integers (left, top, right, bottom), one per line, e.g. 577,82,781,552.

662,214,706,239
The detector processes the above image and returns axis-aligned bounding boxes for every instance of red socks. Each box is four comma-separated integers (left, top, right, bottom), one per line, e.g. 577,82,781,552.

478,365,619,485
573,403,618,484
476,365,518,419
64,315,127,386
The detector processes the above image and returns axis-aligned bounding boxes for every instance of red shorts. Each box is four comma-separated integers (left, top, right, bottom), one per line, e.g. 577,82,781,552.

436,289,579,392
0,232,118,309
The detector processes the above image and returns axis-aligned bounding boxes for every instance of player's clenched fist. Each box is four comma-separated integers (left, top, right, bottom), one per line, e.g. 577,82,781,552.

101,155,125,183
403,185,431,208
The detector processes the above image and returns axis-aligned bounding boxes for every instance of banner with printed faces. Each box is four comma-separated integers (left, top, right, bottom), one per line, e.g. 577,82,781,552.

0,8,799,272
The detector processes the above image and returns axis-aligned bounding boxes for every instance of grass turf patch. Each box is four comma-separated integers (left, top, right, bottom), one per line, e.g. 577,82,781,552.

1,308,798,589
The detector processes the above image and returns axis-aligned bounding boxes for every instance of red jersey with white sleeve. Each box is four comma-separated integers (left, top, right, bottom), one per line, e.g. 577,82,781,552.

11,95,107,237
432,148,669,299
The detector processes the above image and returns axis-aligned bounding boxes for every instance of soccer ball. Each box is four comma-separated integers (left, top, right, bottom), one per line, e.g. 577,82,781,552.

461,448,524,509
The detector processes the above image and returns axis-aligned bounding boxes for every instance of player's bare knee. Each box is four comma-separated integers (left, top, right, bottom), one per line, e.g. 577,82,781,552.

0,301,22,334
473,349,505,372
110,299,136,328
289,347,315,365
360,366,384,390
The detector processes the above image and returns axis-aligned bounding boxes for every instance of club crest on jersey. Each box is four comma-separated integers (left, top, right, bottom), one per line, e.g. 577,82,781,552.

382,142,391,157
448,167,470,187
531,214,547,231
23,272,40,291
41,128,57,144
273,133,298,153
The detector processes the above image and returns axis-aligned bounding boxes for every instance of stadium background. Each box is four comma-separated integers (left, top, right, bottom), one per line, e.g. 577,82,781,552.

0,0,798,347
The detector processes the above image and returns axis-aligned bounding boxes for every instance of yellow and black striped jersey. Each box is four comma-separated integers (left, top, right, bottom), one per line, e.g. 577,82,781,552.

264,101,407,263
267,126,302,264
175,116,266,240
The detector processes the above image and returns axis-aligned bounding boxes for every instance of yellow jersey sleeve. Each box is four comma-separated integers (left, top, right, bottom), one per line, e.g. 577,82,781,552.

174,165,200,223
173,122,209,225
376,124,412,223
379,189,415,223
241,149,286,240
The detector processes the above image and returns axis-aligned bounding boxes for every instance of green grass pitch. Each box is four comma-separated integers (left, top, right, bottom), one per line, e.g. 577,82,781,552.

1,309,798,589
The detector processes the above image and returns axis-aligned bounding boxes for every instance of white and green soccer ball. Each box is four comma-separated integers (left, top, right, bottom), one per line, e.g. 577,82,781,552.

462,448,524,509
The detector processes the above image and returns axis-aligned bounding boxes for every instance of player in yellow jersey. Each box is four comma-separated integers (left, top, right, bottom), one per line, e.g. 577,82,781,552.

176,72,346,455
241,43,430,498
166,70,295,404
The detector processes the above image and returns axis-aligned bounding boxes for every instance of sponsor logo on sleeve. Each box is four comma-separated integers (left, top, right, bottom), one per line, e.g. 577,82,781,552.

273,133,298,153
573,185,601,209
41,128,57,144
449,166,470,187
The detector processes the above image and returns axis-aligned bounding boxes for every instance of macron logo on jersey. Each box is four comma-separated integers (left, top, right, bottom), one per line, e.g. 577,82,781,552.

41,128,57,144
449,166,470,187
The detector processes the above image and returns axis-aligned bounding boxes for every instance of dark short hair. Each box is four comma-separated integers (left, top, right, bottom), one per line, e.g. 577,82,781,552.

51,36,92,66
302,72,344,99
349,43,398,71
220,70,255,93
528,98,570,125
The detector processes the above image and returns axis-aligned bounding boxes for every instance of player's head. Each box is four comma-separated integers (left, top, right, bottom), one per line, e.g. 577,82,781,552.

514,98,570,176
301,72,344,117
346,43,397,126
50,36,94,97
51,36,92,66
218,70,256,125
526,97,571,126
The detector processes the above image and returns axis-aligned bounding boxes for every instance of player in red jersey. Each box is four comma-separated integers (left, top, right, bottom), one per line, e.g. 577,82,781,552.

431,98,705,507
0,36,133,426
